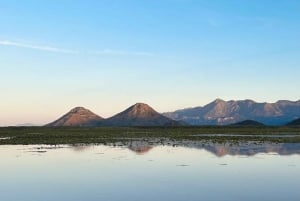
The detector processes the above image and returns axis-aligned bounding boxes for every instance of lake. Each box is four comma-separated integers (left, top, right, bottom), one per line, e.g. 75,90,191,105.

1,141,300,201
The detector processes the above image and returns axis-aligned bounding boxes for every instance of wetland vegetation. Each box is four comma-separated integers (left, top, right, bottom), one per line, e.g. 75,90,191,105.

0,126,299,145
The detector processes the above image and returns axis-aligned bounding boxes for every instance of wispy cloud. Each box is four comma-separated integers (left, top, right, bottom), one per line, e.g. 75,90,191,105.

93,49,154,56
0,40,77,54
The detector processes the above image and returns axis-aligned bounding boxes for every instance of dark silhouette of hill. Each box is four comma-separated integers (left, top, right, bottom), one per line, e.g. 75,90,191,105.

286,118,300,126
231,120,265,127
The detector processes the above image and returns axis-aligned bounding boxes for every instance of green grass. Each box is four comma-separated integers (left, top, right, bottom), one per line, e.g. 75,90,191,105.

0,126,299,145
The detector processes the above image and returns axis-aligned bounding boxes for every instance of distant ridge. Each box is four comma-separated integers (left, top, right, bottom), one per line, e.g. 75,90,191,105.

16,123,38,127
102,103,183,127
231,120,265,127
46,107,103,127
163,99,300,125
286,118,300,126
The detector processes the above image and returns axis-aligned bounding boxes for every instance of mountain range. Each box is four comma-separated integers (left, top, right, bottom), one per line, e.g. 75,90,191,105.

163,99,300,125
46,99,300,127
47,103,182,127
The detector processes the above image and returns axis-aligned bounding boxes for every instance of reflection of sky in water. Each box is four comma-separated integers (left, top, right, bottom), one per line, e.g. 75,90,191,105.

0,144,300,201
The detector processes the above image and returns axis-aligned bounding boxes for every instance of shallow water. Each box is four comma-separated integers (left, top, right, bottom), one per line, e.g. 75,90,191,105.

1,142,300,201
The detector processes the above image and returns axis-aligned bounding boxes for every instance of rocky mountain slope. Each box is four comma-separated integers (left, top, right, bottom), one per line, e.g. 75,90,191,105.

103,103,183,126
46,107,103,127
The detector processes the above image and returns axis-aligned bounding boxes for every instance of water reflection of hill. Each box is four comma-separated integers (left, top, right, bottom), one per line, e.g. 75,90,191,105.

123,140,300,157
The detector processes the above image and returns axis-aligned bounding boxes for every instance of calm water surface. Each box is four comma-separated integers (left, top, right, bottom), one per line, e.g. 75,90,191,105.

1,142,300,201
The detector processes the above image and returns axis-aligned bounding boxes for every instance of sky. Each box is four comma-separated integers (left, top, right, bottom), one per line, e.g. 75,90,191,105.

1,0,300,126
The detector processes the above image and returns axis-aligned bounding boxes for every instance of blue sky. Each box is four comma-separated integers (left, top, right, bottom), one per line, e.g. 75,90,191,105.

1,0,300,125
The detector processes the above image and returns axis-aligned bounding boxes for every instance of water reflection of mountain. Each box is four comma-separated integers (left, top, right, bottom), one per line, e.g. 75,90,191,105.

127,141,153,154
198,143,300,157
124,140,300,157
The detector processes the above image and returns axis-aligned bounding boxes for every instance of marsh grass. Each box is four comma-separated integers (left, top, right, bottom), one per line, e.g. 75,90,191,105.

0,126,299,145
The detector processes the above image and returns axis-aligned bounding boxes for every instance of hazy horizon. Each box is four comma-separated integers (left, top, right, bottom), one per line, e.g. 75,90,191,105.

1,1,300,126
